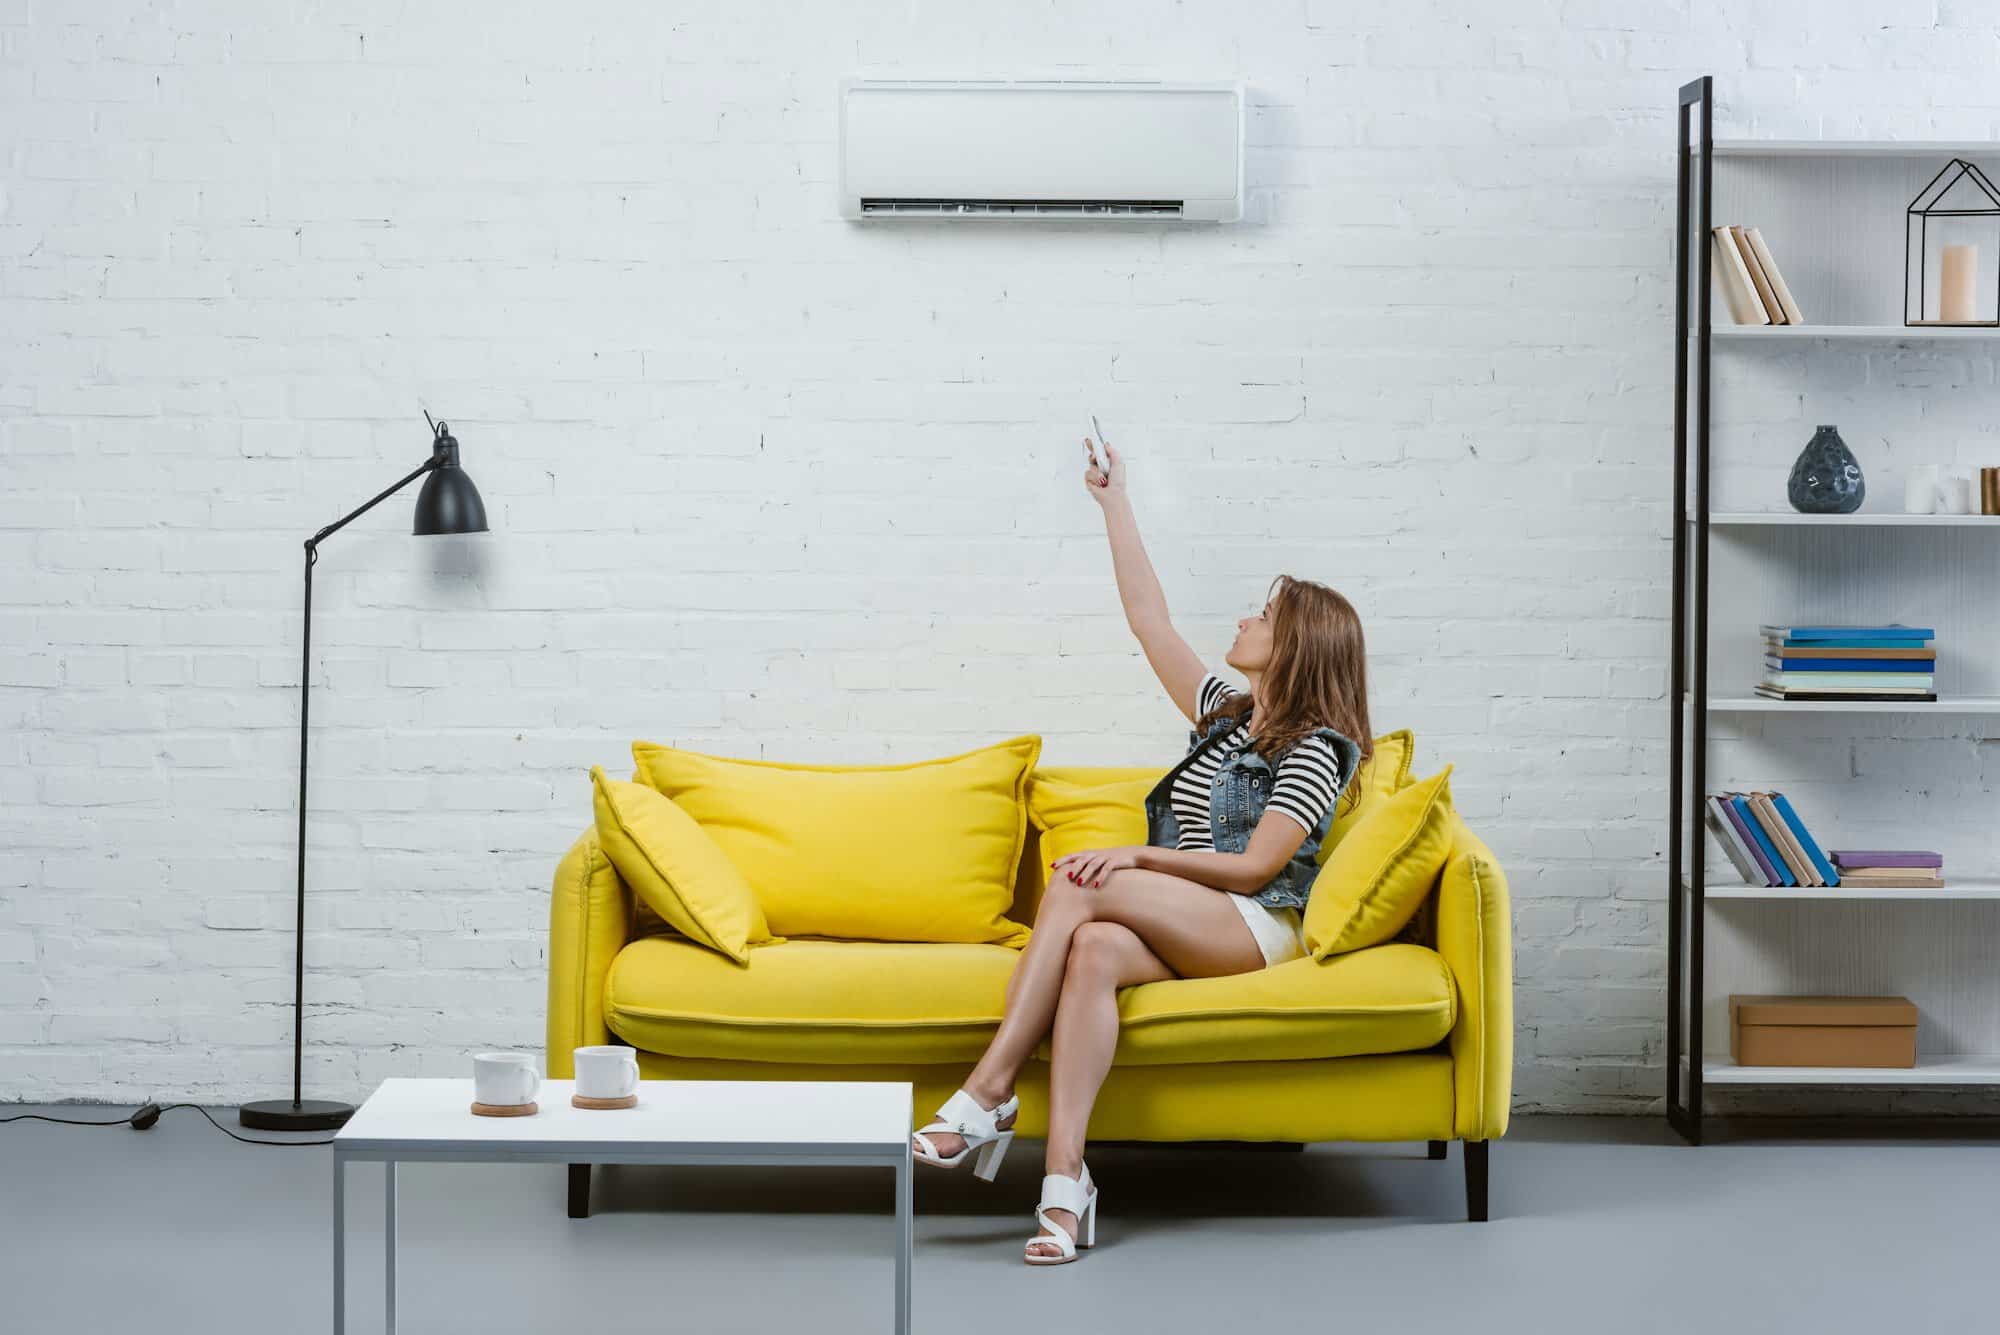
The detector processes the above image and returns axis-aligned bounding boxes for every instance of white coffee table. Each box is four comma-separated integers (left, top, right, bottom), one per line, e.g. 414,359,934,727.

333,1077,915,1334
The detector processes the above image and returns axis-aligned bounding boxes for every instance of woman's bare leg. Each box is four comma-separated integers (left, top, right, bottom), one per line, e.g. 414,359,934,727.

915,875,1100,1157
1027,921,1175,1258
921,866,1265,1163
1027,873,1265,1255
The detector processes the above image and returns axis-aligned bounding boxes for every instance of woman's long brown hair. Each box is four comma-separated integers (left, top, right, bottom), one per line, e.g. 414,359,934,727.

1195,575,1374,807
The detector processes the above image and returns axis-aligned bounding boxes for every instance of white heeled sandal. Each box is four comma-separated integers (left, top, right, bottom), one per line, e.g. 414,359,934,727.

1024,1162,1097,1265
911,1087,1018,1182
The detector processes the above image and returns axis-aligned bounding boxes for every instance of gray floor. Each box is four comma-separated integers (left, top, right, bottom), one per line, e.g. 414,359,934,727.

2,1108,1994,1334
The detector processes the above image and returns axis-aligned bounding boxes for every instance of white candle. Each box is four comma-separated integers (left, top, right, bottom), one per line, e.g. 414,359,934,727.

1905,464,1941,514
1940,243,1980,322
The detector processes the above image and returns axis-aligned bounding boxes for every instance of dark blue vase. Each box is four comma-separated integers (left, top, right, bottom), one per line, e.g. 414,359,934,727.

1787,425,1864,514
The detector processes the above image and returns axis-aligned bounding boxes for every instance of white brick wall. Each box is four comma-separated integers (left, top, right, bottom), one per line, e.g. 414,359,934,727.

6,1,2000,1111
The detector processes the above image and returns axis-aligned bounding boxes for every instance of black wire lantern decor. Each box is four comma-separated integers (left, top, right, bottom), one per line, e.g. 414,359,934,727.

1906,158,2000,326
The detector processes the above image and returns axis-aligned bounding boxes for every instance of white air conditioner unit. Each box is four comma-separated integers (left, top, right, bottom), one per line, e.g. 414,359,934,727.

838,79,1244,222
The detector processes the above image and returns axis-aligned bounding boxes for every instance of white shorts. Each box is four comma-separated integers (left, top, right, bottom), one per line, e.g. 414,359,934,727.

1228,894,1307,969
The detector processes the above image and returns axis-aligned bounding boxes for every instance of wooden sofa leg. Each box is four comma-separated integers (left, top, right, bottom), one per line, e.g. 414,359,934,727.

568,1163,591,1219
1464,1141,1489,1222
1427,1139,1447,1161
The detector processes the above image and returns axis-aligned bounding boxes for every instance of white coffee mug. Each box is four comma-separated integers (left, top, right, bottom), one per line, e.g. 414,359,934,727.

574,1045,640,1100
473,1052,540,1106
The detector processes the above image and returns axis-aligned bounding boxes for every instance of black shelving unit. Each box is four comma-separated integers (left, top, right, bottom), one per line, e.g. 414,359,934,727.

1665,78,2000,1144
1667,75,1713,1147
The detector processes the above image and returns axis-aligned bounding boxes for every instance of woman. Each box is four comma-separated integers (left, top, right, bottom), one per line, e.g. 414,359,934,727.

909,436,1373,1265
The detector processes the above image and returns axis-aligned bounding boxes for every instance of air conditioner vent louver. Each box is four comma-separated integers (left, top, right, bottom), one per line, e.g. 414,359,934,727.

840,79,1243,223
859,198,1185,218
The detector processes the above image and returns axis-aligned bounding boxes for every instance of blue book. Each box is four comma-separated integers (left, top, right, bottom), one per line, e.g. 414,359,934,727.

1759,624,1934,641
1730,794,1795,886
1761,657,1934,672
1769,792,1840,887
1768,638,1933,650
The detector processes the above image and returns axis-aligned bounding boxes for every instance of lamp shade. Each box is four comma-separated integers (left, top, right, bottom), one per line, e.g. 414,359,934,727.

412,424,488,535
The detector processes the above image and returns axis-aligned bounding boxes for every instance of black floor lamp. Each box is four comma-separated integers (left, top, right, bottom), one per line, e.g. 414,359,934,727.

239,413,489,1132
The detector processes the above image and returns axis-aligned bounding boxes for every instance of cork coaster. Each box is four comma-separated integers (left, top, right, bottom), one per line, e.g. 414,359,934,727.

571,1093,638,1111
470,1100,539,1118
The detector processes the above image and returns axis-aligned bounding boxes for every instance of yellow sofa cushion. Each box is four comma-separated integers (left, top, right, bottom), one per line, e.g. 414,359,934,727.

607,936,1023,1064
1319,728,1416,862
1086,941,1454,1065
631,735,1040,947
604,934,1454,1067
591,768,779,966
1025,766,1161,889
1305,765,1456,959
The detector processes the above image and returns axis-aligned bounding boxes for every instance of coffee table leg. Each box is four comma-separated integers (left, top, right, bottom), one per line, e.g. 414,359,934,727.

894,1151,911,1335
332,1153,345,1335
384,1161,397,1335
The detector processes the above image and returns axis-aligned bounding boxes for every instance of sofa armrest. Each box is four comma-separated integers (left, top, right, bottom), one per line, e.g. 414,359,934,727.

1434,815,1512,1141
545,827,632,1078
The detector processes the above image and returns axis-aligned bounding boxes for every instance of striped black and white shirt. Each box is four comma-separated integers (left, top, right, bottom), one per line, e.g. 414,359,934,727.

1169,672,1346,851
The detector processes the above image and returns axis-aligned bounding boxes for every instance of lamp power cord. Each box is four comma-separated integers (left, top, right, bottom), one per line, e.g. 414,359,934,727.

0,1102,336,1146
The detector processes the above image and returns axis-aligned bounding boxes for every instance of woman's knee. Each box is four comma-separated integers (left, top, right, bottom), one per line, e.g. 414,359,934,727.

1039,874,1097,922
1042,868,1153,935
1063,921,1131,982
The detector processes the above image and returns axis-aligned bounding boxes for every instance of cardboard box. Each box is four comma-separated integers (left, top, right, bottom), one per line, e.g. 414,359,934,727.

1728,995,1918,1068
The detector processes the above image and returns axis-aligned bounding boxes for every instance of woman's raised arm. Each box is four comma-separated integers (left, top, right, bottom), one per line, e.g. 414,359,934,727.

1083,438,1206,723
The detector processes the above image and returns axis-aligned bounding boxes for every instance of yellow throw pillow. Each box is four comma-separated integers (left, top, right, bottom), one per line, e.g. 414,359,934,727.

631,735,1040,947
1303,765,1455,960
1026,767,1163,888
590,767,779,966
1318,729,1417,864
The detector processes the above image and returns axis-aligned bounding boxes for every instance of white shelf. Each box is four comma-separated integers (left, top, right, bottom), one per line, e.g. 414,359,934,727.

1713,323,2000,341
1700,695,2000,714
1701,512,2000,527
1710,139,2000,158
1701,1054,2000,1086
1687,876,2000,901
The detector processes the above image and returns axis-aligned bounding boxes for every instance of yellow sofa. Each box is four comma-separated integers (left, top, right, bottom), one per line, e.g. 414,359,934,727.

546,789,1512,1221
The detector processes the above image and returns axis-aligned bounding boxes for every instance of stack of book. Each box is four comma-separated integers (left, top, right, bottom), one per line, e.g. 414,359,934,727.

1827,850,1945,889
1703,790,1839,888
1758,624,1937,703
1713,224,1804,325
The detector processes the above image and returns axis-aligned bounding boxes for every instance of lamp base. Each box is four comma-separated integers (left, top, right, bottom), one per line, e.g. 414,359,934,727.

240,1098,354,1132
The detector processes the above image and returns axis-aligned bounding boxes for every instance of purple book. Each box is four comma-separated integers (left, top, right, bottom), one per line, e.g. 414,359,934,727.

1828,850,1943,869
1721,797,1782,885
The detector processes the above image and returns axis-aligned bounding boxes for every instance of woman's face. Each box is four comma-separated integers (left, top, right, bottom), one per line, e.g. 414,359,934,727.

1225,601,1275,674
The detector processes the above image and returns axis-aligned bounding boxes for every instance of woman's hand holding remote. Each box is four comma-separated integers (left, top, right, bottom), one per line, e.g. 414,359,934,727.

1082,437,1125,507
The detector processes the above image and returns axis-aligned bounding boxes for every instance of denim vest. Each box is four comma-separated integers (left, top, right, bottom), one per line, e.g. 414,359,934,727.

1143,710,1363,911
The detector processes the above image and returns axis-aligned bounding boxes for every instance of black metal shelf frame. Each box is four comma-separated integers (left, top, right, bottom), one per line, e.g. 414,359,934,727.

1667,74,1712,1146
